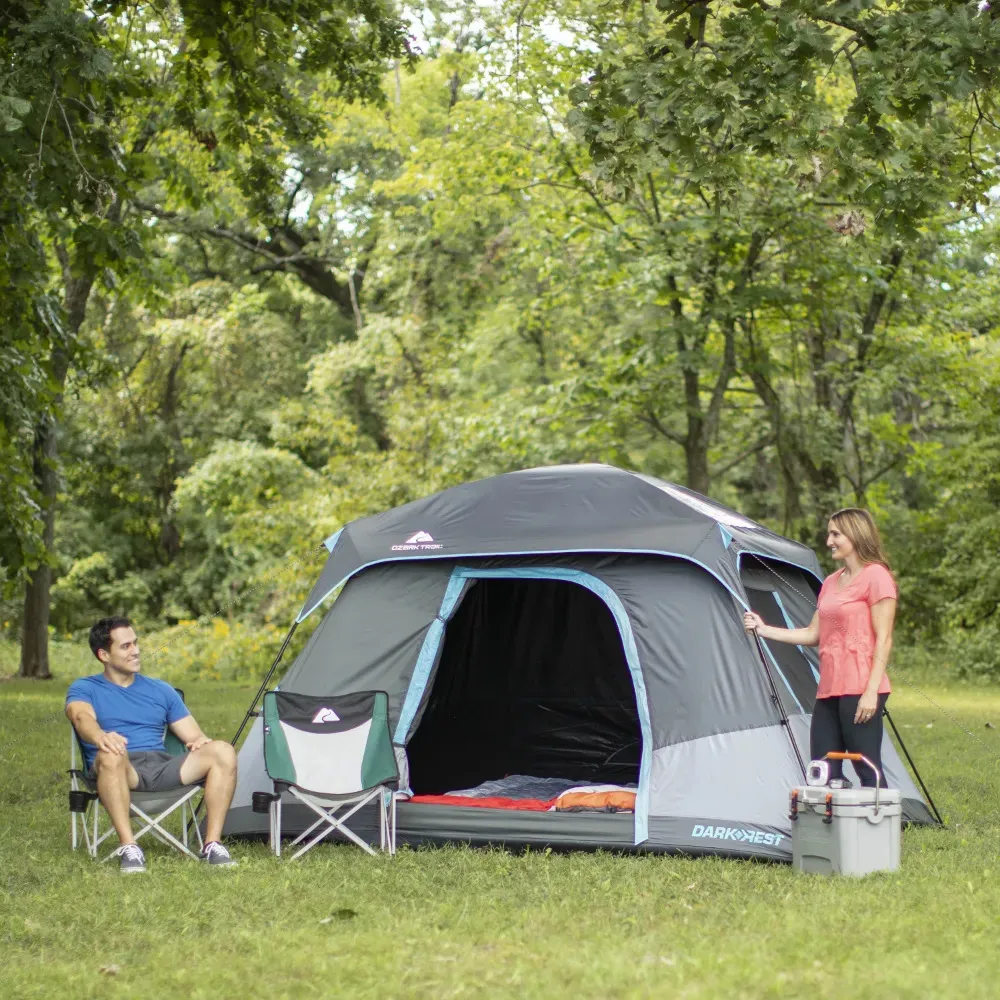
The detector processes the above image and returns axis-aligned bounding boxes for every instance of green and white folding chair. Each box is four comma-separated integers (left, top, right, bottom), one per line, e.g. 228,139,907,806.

259,690,399,859
68,689,204,861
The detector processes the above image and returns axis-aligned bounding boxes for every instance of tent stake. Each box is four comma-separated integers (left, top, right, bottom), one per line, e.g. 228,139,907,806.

751,630,807,780
883,705,944,826
231,621,299,747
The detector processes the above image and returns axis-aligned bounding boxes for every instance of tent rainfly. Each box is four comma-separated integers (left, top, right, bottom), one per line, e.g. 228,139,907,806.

225,464,938,859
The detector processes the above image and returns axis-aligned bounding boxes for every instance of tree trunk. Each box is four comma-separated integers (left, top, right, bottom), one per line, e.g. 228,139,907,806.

18,352,68,679
19,263,95,678
18,396,61,678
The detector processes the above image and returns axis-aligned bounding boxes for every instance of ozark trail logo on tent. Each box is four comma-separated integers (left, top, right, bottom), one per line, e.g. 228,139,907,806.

691,824,783,848
312,708,340,724
391,530,444,552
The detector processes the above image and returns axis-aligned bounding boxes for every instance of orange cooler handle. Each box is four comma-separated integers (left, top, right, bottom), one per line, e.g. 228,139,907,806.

823,752,883,811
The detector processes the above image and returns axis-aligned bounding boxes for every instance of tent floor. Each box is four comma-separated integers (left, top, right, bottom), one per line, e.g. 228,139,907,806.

229,801,796,861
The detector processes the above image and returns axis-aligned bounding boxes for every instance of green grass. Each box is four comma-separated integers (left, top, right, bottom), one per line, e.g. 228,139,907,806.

3,672,1000,999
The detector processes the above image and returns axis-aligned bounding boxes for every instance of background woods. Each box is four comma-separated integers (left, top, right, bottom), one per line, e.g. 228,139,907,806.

2,0,999,678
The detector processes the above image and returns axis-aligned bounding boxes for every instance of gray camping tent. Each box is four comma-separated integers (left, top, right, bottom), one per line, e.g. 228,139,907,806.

225,464,936,859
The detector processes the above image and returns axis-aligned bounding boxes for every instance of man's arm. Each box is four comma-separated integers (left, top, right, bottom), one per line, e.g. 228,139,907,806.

65,701,128,755
169,713,212,752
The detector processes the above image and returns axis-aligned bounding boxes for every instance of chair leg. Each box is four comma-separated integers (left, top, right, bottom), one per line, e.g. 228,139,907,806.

120,799,201,861
91,801,99,859
286,788,382,860
390,793,397,856
272,796,282,858
193,802,204,853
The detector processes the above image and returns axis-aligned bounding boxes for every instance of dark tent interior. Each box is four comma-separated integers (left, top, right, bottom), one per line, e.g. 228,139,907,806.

745,587,818,712
407,578,642,795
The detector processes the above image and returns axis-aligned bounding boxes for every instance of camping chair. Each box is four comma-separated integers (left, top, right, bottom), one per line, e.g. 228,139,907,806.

68,688,204,862
258,690,399,860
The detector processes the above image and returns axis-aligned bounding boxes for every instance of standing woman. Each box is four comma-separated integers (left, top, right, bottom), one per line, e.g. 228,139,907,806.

744,508,898,788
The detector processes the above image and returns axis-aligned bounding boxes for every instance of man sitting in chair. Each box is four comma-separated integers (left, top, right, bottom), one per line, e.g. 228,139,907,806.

66,616,238,873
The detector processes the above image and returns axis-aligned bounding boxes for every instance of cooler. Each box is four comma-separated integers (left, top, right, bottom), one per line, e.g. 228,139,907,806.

790,752,902,877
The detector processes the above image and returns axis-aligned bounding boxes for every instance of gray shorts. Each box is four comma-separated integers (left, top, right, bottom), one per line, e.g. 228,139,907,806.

89,751,189,792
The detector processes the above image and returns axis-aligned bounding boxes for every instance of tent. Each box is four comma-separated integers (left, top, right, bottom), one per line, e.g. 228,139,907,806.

225,464,937,859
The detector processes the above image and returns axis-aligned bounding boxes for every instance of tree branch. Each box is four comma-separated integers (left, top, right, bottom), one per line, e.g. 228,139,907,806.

712,434,775,476
641,410,686,445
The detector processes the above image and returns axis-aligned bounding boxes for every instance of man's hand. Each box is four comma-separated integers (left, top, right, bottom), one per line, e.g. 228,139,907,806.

186,736,212,752
95,731,128,755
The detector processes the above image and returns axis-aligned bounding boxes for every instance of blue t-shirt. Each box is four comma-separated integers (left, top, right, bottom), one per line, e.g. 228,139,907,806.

66,674,190,768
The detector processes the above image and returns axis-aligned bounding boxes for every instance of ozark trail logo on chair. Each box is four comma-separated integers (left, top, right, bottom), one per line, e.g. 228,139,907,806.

391,530,444,552
312,708,340,724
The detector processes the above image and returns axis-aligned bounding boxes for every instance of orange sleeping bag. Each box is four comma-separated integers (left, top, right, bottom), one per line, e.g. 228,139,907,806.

553,788,636,812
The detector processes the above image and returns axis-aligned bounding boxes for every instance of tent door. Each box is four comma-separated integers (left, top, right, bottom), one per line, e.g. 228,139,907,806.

394,566,652,845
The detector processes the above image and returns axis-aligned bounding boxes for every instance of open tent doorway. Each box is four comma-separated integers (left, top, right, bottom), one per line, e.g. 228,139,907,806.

407,577,643,796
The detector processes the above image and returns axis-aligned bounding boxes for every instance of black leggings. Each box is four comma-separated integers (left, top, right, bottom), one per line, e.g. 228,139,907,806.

810,694,889,788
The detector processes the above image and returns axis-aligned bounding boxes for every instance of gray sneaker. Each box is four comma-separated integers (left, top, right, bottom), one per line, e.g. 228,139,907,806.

114,843,146,874
200,841,237,867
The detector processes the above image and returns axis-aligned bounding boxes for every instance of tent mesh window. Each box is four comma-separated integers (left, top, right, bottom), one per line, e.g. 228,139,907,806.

407,578,642,795
743,588,817,711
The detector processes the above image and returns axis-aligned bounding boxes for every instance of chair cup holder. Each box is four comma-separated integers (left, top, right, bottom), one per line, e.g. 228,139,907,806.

69,789,94,813
252,791,276,814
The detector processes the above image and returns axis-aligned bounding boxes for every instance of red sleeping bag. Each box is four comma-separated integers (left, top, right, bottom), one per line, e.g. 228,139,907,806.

408,794,558,811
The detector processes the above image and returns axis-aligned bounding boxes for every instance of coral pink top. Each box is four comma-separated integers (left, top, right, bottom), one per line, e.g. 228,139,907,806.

816,563,898,699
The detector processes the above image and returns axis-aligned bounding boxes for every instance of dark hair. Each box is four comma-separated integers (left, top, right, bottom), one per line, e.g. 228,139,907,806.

89,617,133,660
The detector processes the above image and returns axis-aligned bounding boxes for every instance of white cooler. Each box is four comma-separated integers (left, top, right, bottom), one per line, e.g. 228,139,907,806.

790,753,901,877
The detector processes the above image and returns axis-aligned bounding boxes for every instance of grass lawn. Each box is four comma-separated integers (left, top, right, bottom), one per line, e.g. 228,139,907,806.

2,671,1000,999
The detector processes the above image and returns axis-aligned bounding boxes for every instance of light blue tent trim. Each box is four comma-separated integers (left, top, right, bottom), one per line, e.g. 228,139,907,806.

719,524,733,549
297,547,756,624
773,591,820,682
295,529,344,623
393,565,654,846
393,573,468,747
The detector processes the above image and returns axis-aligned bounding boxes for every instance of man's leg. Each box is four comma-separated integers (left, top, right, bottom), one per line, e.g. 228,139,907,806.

93,750,140,844
179,741,238,844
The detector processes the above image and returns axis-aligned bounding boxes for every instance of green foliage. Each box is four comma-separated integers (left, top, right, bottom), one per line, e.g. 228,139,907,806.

3,1,999,677
138,618,299,684
0,0,409,604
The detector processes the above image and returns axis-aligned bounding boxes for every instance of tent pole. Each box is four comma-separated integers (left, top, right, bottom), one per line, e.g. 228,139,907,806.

185,620,299,842
751,630,807,780
883,705,944,825
230,621,299,747
185,620,300,844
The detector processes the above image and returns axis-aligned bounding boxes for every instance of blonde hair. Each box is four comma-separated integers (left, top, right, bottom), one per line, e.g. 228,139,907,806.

829,508,891,570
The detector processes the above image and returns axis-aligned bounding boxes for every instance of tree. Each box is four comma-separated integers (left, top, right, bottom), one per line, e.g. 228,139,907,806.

1,0,409,675
562,0,1000,519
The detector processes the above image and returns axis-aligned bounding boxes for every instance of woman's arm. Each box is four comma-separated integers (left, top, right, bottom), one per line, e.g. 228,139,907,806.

855,597,896,723
743,610,820,647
